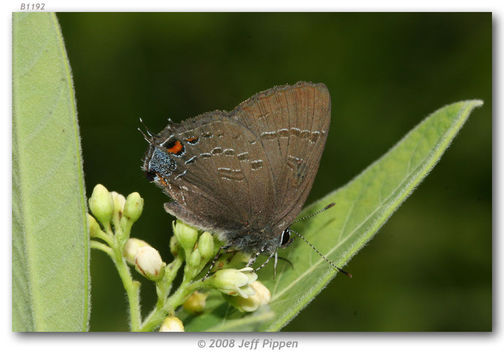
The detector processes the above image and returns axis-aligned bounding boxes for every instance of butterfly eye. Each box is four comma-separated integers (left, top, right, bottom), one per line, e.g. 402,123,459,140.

144,170,157,182
280,229,293,248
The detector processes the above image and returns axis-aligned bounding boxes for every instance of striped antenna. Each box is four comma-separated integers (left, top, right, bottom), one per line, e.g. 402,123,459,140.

138,118,153,143
292,202,335,225
289,228,352,278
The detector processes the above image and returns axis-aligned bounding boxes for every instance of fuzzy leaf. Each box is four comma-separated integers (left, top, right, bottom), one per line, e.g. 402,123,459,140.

12,12,89,331
186,100,482,332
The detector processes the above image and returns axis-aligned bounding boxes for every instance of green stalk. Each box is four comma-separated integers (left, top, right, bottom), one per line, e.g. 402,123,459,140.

112,246,141,331
155,255,184,309
141,279,205,332
90,240,113,257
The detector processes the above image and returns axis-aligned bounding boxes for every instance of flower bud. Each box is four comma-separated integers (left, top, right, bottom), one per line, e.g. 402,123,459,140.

209,267,257,298
135,246,164,281
123,192,143,223
226,281,271,312
183,291,207,314
173,221,198,251
123,238,149,265
169,235,179,256
88,184,113,226
87,214,102,238
188,248,201,268
159,316,184,332
110,191,126,217
198,232,214,259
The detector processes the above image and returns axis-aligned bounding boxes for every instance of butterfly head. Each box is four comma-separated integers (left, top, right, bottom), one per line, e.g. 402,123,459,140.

279,228,294,248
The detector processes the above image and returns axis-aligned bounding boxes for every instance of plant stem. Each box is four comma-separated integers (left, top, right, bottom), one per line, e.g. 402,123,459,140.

112,247,141,331
140,279,205,332
93,229,115,248
155,255,183,309
90,240,113,257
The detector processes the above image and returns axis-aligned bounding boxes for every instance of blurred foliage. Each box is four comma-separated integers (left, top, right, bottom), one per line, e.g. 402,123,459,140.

57,12,491,331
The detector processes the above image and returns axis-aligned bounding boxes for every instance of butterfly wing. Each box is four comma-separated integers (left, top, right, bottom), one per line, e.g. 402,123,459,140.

232,82,331,233
145,112,277,234
143,81,330,242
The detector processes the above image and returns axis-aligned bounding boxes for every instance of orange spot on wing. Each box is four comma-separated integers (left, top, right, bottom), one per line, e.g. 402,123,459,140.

167,140,183,154
185,136,199,144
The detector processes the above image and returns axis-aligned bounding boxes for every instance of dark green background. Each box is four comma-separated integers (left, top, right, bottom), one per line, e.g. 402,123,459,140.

57,13,492,331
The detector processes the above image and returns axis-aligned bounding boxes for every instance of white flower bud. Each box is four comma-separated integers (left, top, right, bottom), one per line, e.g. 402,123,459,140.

227,281,271,312
123,238,149,265
209,267,258,298
159,316,184,332
111,191,126,218
135,246,164,281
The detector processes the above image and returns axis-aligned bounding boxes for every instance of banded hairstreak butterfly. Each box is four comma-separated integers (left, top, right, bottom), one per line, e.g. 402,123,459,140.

142,81,347,274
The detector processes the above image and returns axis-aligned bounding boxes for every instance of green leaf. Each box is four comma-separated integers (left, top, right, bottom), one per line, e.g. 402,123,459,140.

12,13,89,331
187,100,483,332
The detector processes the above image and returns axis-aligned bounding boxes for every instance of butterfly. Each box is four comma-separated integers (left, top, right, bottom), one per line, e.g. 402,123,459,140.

141,81,340,273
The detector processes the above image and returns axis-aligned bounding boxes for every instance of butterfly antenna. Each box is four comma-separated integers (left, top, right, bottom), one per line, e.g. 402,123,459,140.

292,202,336,225
289,228,352,278
138,118,153,143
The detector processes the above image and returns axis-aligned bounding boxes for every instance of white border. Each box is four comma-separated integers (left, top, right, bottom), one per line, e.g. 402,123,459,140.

2,1,501,358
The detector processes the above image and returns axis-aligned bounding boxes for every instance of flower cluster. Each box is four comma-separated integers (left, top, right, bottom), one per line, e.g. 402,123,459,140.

88,184,166,280
88,184,272,332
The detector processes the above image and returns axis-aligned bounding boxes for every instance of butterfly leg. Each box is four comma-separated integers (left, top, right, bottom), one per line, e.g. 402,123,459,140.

257,254,292,279
203,244,232,280
274,252,278,279
246,243,268,268
254,250,277,273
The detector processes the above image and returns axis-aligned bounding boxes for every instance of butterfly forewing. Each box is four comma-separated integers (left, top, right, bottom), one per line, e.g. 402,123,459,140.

158,115,277,233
